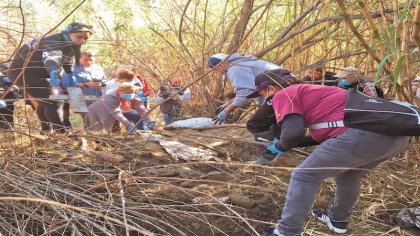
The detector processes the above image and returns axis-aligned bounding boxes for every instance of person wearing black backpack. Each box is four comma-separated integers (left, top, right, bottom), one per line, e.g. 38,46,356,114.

249,69,409,236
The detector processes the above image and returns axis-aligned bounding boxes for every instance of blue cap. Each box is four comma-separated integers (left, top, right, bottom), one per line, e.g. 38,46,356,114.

208,53,228,68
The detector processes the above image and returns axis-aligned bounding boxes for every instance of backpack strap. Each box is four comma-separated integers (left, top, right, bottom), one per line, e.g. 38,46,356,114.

309,120,345,129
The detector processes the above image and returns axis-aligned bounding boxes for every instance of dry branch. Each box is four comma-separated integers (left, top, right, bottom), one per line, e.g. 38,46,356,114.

413,1,420,49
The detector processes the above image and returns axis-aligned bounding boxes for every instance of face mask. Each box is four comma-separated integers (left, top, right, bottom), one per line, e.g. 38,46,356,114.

338,80,351,87
122,93,135,100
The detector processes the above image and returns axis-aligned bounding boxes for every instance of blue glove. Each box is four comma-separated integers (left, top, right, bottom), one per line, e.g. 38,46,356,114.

127,126,138,134
49,69,60,87
136,92,149,102
212,110,229,125
1,76,12,86
0,100,6,109
61,73,77,88
148,121,156,130
266,138,284,156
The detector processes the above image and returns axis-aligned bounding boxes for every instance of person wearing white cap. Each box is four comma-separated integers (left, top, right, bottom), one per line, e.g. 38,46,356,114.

334,67,383,98
208,53,282,124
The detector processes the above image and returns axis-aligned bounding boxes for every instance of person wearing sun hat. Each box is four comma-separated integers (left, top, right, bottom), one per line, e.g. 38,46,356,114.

208,53,282,124
6,22,93,133
334,66,383,97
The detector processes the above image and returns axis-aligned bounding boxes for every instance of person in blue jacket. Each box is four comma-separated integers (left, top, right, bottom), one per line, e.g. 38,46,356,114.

69,50,106,126
208,53,282,124
7,22,92,133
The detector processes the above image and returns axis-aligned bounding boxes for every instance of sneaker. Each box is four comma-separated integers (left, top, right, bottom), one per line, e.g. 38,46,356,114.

311,209,347,234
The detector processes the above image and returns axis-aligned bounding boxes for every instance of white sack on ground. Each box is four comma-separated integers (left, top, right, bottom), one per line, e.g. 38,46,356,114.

159,140,221,162
166,117,213,128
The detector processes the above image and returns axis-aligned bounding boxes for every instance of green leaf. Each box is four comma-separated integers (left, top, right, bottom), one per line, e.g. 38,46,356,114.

393,54,407,88
374,51,398,83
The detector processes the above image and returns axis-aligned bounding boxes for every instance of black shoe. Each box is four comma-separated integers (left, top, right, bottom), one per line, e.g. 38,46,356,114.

254,150,277,165
311,209,347,234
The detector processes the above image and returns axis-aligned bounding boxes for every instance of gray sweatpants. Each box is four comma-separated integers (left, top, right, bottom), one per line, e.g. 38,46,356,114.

277,128,410,235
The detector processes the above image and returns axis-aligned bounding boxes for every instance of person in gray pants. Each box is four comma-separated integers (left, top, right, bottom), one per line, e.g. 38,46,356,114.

248,69,410,236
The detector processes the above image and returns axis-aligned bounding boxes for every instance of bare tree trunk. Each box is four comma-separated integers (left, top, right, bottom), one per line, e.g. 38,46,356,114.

227,0,254,53
214,0,254,101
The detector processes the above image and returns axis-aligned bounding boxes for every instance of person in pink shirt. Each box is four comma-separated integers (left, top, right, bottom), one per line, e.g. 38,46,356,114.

248,69,409,236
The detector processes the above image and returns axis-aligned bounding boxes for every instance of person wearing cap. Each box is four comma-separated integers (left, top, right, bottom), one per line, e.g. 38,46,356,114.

302,66,337,86
208,53,282,124
250,69,409,236
7,22,92,133
246,69,319,165
335,66,383,98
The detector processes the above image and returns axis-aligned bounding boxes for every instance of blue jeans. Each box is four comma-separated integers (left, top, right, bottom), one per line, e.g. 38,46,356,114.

123,111,144,129
277,128,409,235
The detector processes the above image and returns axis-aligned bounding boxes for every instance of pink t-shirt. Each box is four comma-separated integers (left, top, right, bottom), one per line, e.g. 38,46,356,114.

272,84,348,143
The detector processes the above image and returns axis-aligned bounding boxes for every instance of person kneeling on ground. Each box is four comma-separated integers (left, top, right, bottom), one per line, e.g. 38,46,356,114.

155,77,191,125
248,69,409,236
86,82,154,133
105,68,153,130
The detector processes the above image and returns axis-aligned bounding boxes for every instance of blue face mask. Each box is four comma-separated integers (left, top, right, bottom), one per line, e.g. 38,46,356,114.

122,93,135,100
338,80,351,87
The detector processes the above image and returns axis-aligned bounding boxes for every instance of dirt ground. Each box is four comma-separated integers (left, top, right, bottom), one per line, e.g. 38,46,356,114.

0,122,419,236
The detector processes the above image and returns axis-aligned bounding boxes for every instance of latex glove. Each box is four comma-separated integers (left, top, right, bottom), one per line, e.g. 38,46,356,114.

0,100,6,109
61,73,77,88
1,76,12,86
215,100,233,115
266,138,284,156
127,126,138,134
49,69,60,87
212,110,229,125
147,121,156,130
136,92,149,102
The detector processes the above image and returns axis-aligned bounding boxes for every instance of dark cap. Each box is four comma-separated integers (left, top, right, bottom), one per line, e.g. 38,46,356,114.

246,68,296,98
64,22,92,34
208,53,228,68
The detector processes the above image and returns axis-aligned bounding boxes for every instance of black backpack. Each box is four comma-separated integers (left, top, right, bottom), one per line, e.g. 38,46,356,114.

343,89,420,136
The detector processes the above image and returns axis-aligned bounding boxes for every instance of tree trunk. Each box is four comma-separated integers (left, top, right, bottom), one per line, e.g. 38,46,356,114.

213,0,254,101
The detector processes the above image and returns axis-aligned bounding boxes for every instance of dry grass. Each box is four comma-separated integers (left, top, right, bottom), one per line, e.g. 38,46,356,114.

0,122,418,235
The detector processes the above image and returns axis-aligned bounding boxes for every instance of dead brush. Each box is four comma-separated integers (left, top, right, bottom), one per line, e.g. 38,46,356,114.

0,121,419,235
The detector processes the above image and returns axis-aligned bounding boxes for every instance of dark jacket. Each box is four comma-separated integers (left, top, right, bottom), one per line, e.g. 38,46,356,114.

246,95,279,135
8,32,80,85
302,71,338,86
